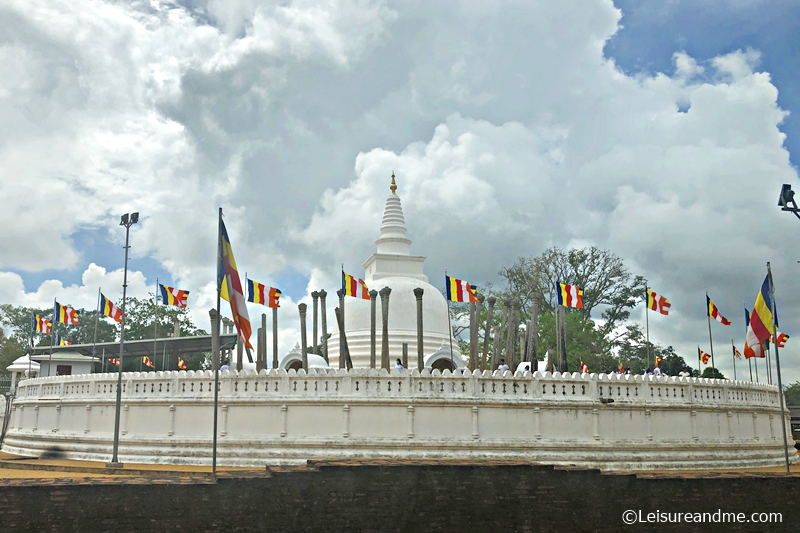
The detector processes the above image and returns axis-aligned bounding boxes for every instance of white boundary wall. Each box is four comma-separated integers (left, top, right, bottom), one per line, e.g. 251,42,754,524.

2,369,796,471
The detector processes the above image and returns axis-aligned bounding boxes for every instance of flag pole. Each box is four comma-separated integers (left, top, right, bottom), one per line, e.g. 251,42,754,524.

645,284,651,370
766,262,790,474
154,277,159,366
554,283,560,372
731,339,736,381
91,288,101,373
696,347,701,376
445,271,454,364
745,302,753,382
212,207,223,479
28,312,34,381
706,291,716,377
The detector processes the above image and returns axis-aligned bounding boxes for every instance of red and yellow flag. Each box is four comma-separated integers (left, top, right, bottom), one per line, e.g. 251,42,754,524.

342,271,370,300
55,302,80,325
707,295,731,325
646,289,670,315
446,275,478,303
247,278,282,308
220,220,253,350
142,356,154,369
100,293,123,323
178,357,187,370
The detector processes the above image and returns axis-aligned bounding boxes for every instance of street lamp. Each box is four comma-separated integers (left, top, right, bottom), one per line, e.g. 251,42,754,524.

778,184,800,220
108,212,138,468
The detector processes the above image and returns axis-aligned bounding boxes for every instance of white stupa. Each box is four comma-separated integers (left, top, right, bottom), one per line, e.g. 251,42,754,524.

329,174,464,370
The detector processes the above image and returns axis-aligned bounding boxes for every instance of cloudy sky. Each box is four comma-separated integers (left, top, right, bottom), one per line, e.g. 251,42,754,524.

1,0,798,381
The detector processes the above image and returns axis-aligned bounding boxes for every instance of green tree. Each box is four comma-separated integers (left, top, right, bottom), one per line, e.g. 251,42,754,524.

783,381,800,405
701,367,726,379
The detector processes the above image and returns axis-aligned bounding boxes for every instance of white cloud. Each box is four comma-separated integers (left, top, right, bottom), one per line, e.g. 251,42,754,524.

0,0,798,383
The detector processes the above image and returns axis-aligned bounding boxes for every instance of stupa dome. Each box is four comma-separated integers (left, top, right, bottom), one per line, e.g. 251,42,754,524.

330,174,463,369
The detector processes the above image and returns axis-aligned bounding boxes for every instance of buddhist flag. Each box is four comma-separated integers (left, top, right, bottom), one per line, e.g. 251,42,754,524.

159,284,190,308
109,357,120,366
446,275,478,303
220,219,253,350
580,361,589,373
707,295,731,325
744,275,775,359
100,293,123,323
655,356,662,367
55,302,80,325
142,356,154,369
646,289,671,315
247,279,282,308
34,315,52,335
733,344,742,360
177,357,187,370
56,335,72,346
698,347,710,365
770,332,790,348
557,282,583,309
342,271,370,300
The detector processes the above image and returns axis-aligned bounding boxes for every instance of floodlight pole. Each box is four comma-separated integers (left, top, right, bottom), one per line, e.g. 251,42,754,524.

109,212,138,467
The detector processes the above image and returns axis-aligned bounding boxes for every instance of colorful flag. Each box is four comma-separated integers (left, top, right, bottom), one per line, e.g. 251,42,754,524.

733,345,742,359
56,335,72,346
220,220,253,350
177,357,187,370
698,347,710,365
744,306,751,327
580,361,589,373
247,279,282,308
770,332,790,348
109,357,120,366
142,356,154,369
655,356,662,367
34,315,52,335
100,293,123,323
646,289,671,315
342,271,370,300
557,282,584,308
445,275,478,303
618,362,625,373
159,284,190,308
55,302,80,325
744,275,775,359
707,295,731,325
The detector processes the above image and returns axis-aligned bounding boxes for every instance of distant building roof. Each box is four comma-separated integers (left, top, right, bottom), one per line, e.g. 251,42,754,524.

31,334,238,360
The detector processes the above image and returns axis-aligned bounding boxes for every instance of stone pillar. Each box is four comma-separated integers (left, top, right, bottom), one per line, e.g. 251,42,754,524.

469,300,478,371
311,291,319,356
379,287,392,370
511,301,521,369
173,317,181,338
481,296,496,371
272,307,279,369
337,290,345,369
526,296,539,364
236,336,243,371
319,289,328,363
209,309,219,373
334,307,352,370
414,288,424,370
402,342,408,369
299,303,308,371
502,299,513,369
369,289,378,369
256,326,264,372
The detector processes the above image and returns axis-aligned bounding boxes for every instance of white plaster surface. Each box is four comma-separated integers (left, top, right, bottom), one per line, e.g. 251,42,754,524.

1,370,795,471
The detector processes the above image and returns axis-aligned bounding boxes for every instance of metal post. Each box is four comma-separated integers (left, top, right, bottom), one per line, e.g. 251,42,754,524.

379,287,392,370
706,291,716,377
369,289,378,369
766,263,791,474
110,212,138,466
91,288,100,373
272,307,279,369
469,300,478,370
645,285,651,369
319,290,328,363
299,303,308,371
212,207,223,479
154,277,159,366
337,290,345,369
414,288,424,370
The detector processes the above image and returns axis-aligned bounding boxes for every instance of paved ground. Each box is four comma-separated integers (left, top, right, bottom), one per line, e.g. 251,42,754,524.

0,451,797,486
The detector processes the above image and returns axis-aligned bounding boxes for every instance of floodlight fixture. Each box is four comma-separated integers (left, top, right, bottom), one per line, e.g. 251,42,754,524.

778,184,800,221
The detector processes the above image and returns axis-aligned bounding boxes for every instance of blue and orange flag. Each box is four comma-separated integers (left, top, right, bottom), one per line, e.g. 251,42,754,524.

445,275,478,303
55,302,80,325
220,219,253,350
557,282,583,309
342,271,370,300
247,278,282,308
34,314,52,335
100,293,123,323
744,275,775,359
56,335,72,346
159,284,190,309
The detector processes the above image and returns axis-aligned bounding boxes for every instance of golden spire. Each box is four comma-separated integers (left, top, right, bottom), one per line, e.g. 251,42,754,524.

390,171,397,194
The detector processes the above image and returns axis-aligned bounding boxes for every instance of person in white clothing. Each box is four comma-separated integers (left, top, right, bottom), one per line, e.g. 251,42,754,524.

395,358,404,372
653,366,662,376
497,358,510,373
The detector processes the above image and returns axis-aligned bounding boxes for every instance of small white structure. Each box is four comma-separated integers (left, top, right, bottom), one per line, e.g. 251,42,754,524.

6,356,40,393
32,351,95,378
279,343,331,371
425,341,467,371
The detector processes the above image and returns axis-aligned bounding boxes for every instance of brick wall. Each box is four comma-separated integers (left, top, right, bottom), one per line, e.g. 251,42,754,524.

0,464,798,532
